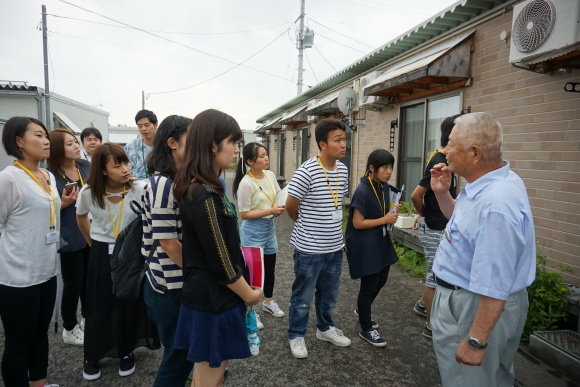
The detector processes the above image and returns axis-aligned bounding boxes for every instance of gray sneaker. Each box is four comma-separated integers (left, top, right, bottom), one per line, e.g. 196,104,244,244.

316,326,351,347
414,300,427,317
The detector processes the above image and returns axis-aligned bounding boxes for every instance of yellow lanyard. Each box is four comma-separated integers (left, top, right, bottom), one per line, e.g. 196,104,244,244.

367,176,386,216
106,184,126,239
247,171,275,206
14,161,57,229
61,168,85,186
316,155,340,209
427,148,446,163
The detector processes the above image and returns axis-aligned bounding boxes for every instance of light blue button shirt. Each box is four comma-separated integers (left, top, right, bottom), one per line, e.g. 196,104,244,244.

433,161,536,300
124,138,152,179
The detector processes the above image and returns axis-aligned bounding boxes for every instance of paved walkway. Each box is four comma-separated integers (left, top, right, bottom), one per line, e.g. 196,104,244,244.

1,170,577,386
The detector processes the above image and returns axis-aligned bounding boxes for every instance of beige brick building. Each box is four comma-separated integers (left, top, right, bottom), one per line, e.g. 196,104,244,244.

255,0,580,284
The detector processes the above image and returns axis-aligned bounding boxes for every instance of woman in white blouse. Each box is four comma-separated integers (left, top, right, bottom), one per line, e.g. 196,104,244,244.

232,142,286,328
0,117,60,387
76,142,159,381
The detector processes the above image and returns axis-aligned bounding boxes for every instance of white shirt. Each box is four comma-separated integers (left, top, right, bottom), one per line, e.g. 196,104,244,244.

80,150,91,162
0,165,60,287
237,170,281,217
76,180,145,244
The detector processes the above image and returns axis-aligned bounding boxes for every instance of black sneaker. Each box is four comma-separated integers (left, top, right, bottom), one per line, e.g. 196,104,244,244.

119,354,135,377
359,329,387,347
353,308,379,329
83,360,101,381
414,300,427,317
422,322,433,339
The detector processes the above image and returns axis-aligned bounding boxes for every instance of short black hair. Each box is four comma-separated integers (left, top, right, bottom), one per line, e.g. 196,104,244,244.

364,149,395,176
440,114,462,147
80,127,102,143
2,116,48,159
135,109,158,125
314,118,346,150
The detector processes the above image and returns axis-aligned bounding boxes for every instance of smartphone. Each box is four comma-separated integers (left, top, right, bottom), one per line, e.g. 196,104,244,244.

64,182,78,195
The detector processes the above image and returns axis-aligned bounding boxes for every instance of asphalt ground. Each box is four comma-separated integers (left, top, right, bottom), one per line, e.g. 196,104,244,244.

1,169,578,386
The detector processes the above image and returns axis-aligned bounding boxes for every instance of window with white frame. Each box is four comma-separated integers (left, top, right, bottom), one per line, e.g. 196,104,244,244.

398,94,461,201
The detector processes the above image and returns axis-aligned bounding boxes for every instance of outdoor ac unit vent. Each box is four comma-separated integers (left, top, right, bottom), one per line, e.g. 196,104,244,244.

307,115,317,124
510,0,580,63
358,71,389,109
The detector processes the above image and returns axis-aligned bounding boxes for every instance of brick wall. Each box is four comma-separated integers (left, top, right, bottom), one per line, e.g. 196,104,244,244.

463,11,580,285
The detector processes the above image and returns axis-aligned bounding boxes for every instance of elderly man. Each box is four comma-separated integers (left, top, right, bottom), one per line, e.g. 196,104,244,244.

429,112,535,386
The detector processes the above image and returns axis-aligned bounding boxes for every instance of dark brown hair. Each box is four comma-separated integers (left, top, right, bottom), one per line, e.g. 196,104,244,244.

2,117,48,159
314,118,346,150
47,128,80,176
173,109,242,202
87,142,133,209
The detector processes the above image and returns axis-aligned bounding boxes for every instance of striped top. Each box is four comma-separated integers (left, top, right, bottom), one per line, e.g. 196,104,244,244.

141,174,183,293
288,157,348,254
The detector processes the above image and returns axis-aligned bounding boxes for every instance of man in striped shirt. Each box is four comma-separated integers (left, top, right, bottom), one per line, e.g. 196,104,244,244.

285,118,351,359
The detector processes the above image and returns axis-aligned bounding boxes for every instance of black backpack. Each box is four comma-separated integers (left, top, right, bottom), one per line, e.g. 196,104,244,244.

110,200,158,301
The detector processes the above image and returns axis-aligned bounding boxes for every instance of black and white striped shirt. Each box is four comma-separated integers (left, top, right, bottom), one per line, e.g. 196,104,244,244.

288,157,348,254
141,174,183,293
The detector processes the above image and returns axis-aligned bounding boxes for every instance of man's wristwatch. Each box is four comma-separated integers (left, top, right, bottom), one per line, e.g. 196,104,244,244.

466,335,488,350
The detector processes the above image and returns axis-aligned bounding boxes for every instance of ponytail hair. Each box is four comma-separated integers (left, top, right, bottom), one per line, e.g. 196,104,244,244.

232,142,266,199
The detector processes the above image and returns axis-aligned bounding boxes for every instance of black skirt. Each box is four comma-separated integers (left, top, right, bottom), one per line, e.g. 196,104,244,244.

84,240,160,361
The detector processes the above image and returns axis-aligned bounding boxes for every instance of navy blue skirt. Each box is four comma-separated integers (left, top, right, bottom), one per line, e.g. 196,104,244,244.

174,303,251,367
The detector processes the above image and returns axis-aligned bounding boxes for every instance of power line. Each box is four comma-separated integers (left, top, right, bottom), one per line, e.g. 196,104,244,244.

308,18,375,50
313,45,337,72
315,32,367,54
48,13,294,35
57,0,294,83
304,51,319,83
149,26,291,95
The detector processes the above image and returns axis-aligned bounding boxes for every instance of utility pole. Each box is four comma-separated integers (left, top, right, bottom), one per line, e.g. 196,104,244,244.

42,4,51,130
297,0,305,95
142,90,145,109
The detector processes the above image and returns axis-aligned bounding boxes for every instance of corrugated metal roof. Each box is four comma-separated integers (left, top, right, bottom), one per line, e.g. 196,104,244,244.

257,0,513,123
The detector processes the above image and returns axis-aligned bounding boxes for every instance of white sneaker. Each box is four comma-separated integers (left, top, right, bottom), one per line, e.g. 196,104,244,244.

255,313,264,330
289,337,308,358
63,325,84,346
80,318,85,331
263,300,285,318
316,326,351,347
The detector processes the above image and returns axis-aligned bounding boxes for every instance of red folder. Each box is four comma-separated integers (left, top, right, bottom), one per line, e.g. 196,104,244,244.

242,246,264,289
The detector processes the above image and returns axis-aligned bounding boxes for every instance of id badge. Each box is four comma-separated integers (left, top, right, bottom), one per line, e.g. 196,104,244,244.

331,208,342,221
382,225,386,237
108,243,115,255
45,231,60,245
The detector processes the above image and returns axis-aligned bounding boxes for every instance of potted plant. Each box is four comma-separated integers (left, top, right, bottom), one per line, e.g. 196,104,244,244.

395,201,416,229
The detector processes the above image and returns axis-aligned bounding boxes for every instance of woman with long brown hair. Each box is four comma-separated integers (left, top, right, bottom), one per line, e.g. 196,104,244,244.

76,143,159,381
173,109,262,387
47,128,90,346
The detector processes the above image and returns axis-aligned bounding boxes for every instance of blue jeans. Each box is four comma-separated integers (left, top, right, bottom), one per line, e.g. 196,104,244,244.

240,217,278,255
288,249,343,339
143,280,192,387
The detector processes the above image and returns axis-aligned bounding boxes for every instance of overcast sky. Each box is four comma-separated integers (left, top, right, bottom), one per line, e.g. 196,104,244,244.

2,0,458,129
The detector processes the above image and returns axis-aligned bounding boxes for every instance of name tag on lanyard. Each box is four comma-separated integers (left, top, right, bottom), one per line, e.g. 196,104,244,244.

46,231,60,245
109,243,115,255
331,208,342,221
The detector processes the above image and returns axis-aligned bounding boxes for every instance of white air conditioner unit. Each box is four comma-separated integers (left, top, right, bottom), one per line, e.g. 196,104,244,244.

509,0,580,64
307,115,317,124
358,71,390,109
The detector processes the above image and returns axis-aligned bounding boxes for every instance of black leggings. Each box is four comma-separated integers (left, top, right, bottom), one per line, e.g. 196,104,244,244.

60,246,90,331
263,253,276,299
0,276,57,386
357,265,390,331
